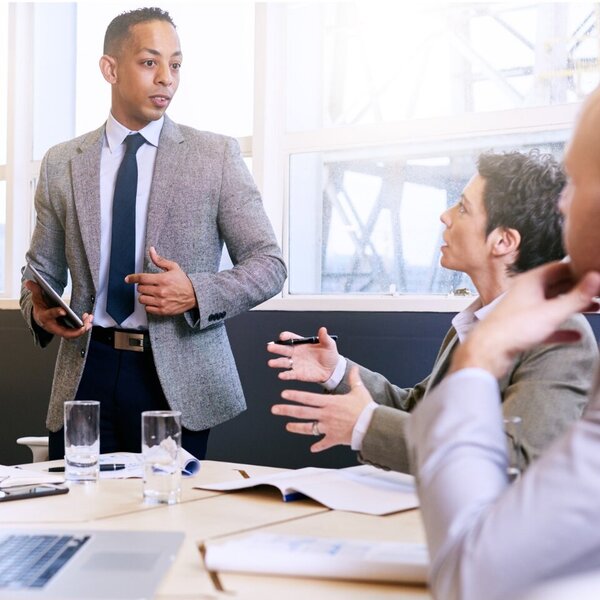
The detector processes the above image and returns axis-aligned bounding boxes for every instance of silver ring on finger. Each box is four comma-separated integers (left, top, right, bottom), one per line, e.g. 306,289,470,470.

311,421,322,436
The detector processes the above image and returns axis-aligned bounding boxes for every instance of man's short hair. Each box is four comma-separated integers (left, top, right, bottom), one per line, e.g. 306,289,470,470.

103,7,176,56
478,150,566,274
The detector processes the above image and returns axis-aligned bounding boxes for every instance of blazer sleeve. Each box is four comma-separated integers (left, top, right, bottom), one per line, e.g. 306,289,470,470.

499,313,598,467
333,359,431,473
332,329,458,473
186,137,287,329
20,149,68,348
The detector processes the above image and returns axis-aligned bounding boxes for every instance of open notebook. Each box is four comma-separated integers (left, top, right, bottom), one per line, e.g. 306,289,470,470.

195,464,418,515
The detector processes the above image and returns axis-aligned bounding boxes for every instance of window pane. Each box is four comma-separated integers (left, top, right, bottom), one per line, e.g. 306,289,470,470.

75,2,254,138
288,132,566,295
287,2,599,131
0,1,8,164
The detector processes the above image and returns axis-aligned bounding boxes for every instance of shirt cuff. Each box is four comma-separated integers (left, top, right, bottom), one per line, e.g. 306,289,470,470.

322,356,347,391
350,401,378,451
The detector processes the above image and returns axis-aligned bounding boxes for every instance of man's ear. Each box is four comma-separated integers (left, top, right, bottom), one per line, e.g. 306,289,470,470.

99,55,118,84
491,227,521,257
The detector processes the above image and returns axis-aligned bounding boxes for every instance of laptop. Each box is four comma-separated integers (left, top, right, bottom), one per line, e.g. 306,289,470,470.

0,529,183,599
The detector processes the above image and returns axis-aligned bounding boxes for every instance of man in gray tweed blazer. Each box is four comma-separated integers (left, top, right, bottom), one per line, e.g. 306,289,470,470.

268,151,597,473
20,7,286,459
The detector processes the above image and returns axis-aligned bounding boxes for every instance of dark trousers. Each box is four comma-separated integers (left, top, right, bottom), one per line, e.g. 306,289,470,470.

48,336,209,460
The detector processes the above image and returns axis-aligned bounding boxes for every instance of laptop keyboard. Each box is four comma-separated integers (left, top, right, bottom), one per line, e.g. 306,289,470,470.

0,534,89,589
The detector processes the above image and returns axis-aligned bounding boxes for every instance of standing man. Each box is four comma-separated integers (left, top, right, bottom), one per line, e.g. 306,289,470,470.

20,7,286,459
268,151,597,473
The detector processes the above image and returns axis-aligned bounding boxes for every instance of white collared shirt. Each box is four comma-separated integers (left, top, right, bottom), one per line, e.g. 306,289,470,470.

94,114,164,329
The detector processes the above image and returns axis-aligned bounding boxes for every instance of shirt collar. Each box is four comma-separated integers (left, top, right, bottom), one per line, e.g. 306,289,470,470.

452,292,506,343
105,113,164,152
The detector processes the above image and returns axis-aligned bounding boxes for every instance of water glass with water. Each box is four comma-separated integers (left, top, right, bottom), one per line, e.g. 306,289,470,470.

64,400,100,483
142,410,182,505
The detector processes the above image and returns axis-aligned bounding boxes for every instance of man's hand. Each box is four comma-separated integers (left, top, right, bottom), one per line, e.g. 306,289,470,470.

267,326,339,383
126,246,197,316
271,366,371,452
452,261,600,378
25,280,93,339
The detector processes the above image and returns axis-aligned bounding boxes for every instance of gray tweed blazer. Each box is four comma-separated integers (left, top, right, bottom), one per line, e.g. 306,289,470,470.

20,116,287,432
336,314,598,473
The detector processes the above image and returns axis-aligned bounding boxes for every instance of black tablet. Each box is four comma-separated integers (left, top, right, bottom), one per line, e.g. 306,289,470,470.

24,263,84,329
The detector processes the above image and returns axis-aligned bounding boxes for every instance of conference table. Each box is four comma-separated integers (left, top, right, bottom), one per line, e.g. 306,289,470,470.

3,459,430,599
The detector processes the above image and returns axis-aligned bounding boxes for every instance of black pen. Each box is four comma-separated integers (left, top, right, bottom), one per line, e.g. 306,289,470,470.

273,335,338,346
48,464,126,473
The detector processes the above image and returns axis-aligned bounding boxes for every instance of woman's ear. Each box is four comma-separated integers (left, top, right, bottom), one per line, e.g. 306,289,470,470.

99,55,118,84
489,227,521,260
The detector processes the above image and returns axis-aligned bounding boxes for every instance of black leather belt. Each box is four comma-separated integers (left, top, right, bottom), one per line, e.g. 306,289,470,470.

91,327,150,352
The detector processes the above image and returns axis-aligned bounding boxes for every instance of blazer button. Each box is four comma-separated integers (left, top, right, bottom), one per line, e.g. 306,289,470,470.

80,349,85,358
90,294,95,304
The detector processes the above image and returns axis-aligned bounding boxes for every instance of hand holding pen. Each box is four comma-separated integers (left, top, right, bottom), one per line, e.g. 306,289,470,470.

266,326,340,383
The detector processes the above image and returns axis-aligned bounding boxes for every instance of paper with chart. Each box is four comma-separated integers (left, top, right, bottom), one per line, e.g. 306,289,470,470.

194,464,418,515
204,533,429,583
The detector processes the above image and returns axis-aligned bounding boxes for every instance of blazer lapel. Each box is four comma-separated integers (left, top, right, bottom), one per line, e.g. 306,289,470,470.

71,126,104,290
145,116,185,267
427,328,460,391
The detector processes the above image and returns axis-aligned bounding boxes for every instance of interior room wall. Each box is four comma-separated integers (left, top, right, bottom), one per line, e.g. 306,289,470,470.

2,309,599,468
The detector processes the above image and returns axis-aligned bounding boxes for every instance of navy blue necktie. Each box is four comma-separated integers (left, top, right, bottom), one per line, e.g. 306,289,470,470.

107,133,146,325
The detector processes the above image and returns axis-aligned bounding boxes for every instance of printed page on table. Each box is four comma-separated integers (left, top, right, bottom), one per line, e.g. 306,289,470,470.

0,465,64,488
99,450,201,479
194,465,419,515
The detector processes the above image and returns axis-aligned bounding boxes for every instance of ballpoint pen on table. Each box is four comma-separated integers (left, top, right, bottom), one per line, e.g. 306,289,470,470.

48,464,126,473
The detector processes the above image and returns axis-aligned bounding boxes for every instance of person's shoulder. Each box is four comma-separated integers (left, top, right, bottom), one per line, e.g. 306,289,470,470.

560,312,596,338
43,126,104,162
166,119,236,148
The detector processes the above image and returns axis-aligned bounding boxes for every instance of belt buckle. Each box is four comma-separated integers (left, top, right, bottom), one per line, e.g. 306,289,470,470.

114,331,145,352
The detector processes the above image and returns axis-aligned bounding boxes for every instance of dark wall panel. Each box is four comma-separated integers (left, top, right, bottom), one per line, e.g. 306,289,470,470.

2,309,599,468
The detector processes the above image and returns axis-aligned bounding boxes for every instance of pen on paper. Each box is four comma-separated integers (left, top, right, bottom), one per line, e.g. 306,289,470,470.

270,335,338,346
48,464,126,473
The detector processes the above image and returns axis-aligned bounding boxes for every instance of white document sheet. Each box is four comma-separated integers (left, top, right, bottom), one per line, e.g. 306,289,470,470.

0,465,64,488
204,533,429,583
99,449,201,479
195,464,418,515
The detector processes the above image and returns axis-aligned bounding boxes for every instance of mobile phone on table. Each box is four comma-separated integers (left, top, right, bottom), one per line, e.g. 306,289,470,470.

0,484,69,502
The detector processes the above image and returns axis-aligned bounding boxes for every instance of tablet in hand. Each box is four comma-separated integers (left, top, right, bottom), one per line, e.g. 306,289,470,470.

24,263,84,329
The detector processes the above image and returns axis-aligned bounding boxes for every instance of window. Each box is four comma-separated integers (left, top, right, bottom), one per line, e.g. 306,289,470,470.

2,2,599,309
281,2,600,298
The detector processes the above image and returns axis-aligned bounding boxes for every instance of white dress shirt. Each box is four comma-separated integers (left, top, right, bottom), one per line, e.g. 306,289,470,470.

409,363,600,600
94,114,164,329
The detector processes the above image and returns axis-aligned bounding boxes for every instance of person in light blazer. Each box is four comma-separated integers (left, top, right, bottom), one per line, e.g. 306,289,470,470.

20,7,286,459
268,151,597,473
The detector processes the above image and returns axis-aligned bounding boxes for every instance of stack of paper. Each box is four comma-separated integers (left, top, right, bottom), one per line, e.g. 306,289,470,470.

0,465,64,488
204,533,429,583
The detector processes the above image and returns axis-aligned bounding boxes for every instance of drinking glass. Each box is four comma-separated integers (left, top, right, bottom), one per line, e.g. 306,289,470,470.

141,410,182,504
64,400,100,483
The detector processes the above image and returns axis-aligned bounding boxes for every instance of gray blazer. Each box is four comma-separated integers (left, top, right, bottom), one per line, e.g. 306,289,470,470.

336,314,598,473
20,116,287,432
